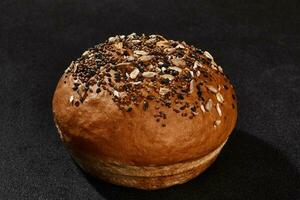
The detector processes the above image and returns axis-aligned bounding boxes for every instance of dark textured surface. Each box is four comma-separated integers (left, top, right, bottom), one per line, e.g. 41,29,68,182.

0,0,299,199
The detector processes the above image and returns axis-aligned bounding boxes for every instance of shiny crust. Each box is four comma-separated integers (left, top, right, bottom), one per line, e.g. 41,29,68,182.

53,72,237,166
52,34,238,189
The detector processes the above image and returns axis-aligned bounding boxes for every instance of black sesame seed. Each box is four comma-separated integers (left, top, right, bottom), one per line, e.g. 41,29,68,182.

232,104,235,109
127,107,132,112
160,63,169,68
96,88,101,93
191,106,196,112
143,101,149,110
180,105,186,110
161,78,170,85
146,95,156,100
197,49,204,54
74,101,80,107
177,94,184,100
232,94,236,100
197,91,202,98
170,70,179,76
173,109,180,113
162,124,166,127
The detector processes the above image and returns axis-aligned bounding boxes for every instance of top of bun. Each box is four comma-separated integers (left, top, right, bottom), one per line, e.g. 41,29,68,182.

53,33,237,166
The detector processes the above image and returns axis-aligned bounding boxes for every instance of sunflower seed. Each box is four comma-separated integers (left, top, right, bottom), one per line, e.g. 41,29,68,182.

216,92,224,103
82,50,89,57
193,61,202,69
164,48,176,53
131,39,141,44
156,40,170,47
108,36,118,43
189,80,195,93
113,90,120,98
145,38,156,44
130,68,140,79
169,66,182,73
218,65,223,72
171,58,186,67
200,104,206,112
155,67,161,72
206,85,218,93
216,103,222,116
114,42,123,49
205,99,213,111
126,56,135,61
139,55,154,62
65,61,74,73
142,71,157,78
127,33,136,39
159,87,170,95
161,74,174,80
204,51,214,60
116,62,133,68
130,81,141,85
175,44,185,49
211,65,218,70
134,50,148,55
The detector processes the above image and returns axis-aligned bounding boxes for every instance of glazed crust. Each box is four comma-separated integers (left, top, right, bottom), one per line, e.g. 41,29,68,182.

52,33,237,189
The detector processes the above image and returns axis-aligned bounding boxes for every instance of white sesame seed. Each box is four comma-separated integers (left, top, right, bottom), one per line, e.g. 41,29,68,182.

190,71,194,77
113,90,120,98
196,70,201,77
200,104,206,113
69,96,74,104
214,120,221,127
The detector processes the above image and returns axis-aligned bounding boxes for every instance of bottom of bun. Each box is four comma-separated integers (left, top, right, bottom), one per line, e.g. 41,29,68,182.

69,139,228,190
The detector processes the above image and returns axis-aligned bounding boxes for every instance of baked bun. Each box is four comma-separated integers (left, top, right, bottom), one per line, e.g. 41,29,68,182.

52,33,237,190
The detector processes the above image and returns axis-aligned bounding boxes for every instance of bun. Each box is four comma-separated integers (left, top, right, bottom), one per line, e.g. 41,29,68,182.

52,33,237,189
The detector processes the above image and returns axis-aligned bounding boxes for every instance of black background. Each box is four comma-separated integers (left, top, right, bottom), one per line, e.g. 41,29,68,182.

1,0,300,199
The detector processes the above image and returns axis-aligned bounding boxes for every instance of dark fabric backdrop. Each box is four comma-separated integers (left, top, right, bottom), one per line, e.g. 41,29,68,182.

0,0,299,199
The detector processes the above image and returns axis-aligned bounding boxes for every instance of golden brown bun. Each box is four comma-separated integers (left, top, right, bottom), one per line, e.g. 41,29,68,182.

52,33,237,189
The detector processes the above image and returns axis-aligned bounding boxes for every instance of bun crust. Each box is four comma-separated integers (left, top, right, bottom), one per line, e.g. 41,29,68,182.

52,33,237,189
